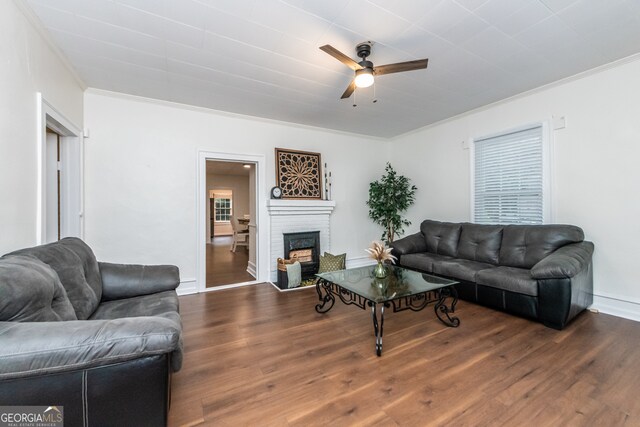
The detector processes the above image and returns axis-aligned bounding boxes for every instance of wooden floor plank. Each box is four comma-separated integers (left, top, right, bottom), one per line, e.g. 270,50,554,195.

206,237,254,288
169,284,640,426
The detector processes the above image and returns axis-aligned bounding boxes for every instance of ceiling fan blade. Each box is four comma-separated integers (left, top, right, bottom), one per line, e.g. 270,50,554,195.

320,45,363,71
340,80,356,99
374,59,429,76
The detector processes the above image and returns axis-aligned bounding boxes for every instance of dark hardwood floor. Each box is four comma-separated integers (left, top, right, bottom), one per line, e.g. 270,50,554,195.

169,284,640,426
206,236,254,288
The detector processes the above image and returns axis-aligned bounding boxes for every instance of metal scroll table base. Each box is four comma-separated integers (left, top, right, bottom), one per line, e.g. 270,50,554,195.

315,278,460,357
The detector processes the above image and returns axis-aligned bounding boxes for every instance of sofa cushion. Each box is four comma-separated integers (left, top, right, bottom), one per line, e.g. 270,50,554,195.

0,256,77,322
400,253,452,273
457,223,503,264
420,220,461,257
9,238,103,320
476,266,538,296
432,259,494,283
499,225,585,269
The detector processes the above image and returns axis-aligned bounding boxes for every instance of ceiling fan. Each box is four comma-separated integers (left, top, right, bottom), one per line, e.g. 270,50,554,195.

320,42,429,99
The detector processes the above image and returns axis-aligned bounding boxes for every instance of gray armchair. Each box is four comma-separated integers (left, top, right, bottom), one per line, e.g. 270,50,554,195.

0,238,182,426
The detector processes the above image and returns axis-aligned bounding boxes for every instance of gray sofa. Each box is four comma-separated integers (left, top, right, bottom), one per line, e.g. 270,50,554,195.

390,220,594,329
0,237,182,426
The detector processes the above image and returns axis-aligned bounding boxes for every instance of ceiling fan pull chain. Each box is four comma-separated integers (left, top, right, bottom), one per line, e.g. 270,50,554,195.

353,90,357,107
373,82,377,103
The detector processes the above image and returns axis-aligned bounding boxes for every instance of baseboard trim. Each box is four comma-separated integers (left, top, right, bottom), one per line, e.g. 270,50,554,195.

177,279,197,296
591,293,640,323
268,281,315,292
346,256,377,269
247,261,256,277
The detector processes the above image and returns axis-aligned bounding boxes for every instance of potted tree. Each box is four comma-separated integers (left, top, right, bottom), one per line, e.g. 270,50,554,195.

366,163,417,243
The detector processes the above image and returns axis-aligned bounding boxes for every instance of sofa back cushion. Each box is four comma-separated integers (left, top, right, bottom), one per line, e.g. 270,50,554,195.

457,223,503,264
0,256,77,322
420,220,461,257
8,238,103,320
499,224,585,269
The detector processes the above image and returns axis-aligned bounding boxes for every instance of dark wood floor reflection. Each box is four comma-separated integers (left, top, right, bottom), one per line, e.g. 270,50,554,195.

169,284,640,426
206,236,254,288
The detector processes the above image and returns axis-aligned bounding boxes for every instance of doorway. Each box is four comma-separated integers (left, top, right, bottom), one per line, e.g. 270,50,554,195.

206,161,255,287
37,94,83,244
197,151,268,293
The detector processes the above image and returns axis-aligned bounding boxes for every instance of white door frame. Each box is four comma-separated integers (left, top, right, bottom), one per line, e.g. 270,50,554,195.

196,151,268,292
36,93,83,244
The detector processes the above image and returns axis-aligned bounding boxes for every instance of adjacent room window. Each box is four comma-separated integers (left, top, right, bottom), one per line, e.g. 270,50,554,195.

473,124,546,225
214,198,232,222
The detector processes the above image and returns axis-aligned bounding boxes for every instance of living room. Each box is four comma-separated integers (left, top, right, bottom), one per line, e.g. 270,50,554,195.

1,0,640,425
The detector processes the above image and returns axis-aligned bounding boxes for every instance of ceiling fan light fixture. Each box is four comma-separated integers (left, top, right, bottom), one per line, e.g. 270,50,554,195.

354,68,374,88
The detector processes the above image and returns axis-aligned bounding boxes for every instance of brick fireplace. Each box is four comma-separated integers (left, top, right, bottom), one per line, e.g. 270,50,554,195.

267,199,336,282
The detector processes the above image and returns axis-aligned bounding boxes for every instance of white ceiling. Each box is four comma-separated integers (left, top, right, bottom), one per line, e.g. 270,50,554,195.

26,0,640,138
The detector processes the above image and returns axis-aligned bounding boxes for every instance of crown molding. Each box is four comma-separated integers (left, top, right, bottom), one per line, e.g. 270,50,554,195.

13,0,87,90
85,88,388,142
391,52,640,141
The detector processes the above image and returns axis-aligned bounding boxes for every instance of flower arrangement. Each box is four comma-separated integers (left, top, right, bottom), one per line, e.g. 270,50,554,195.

366,241,397,264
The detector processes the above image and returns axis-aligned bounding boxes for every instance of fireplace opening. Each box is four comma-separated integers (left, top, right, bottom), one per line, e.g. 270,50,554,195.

282,231,320,283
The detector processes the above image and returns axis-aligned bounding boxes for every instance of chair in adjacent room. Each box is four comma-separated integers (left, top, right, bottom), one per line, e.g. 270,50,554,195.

230,216,249,252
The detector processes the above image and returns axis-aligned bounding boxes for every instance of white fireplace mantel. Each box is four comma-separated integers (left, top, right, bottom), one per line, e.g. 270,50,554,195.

267,199,336,281
266,199,336,215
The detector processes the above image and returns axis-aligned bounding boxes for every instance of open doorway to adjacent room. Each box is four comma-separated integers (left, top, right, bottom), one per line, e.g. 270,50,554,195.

205,160,256,287
38,94,83,244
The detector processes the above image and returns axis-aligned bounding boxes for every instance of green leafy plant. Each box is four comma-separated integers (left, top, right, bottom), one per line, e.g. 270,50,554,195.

366,163,417,243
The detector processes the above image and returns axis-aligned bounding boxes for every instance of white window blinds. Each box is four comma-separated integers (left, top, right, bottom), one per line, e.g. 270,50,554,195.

474,125,544,225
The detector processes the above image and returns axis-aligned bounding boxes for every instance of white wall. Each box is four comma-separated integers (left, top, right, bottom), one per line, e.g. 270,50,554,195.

83,90,387,290
390,56,640,320
0,0,84,254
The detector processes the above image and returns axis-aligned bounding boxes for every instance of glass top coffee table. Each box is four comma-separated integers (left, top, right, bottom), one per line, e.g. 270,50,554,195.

315,264,460,356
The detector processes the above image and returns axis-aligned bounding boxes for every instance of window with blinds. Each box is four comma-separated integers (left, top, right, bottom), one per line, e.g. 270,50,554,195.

473,124,544,225
214,198,232,222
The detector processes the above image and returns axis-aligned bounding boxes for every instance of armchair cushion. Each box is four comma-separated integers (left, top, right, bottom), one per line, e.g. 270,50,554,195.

0,317,181,380
8,238,103,320
0,256,76,322
90,291,179,321
89,291,183,371
99,263,180,301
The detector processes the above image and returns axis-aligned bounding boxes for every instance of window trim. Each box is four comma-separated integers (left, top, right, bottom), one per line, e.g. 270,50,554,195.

469,121,553,224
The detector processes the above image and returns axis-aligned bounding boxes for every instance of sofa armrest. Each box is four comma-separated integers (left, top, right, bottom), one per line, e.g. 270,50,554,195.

0,317,181,380
531,241,594,279
99,262,180,301
388,232,427,261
